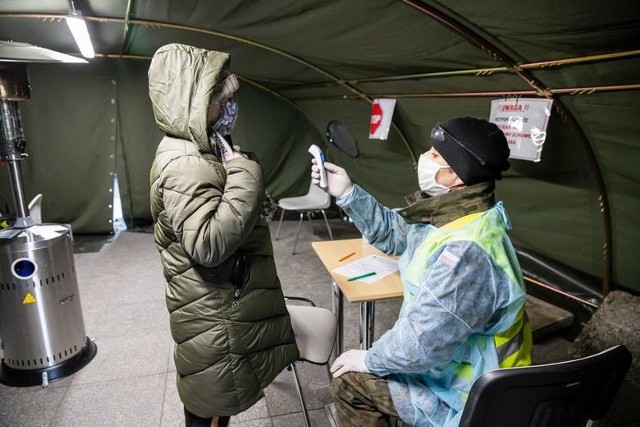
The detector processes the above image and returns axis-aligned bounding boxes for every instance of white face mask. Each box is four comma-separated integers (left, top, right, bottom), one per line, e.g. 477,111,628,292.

417,154,450,196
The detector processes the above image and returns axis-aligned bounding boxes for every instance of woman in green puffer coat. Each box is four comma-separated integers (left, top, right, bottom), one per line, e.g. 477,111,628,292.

148,43,299,427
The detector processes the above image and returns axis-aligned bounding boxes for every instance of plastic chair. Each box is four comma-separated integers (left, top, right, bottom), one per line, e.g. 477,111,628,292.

275,183,333,254
285,297,338,427
458,344,632,427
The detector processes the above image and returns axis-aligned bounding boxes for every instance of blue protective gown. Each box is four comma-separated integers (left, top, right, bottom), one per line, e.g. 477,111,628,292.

336,184,531,427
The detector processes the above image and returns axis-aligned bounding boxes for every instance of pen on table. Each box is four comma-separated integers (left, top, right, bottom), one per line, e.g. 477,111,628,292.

347,272,377,282
338,251,356,262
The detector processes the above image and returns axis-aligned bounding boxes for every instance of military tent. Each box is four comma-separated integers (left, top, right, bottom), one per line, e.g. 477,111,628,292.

1,0,639,312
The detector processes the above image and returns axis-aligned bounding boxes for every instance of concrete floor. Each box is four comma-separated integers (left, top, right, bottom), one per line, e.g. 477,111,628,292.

0,215,575,426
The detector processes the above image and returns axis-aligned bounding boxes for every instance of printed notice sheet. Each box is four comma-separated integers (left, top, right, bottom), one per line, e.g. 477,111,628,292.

332,255,399,284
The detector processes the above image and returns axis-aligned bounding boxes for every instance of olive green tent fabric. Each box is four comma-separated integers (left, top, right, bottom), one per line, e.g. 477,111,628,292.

562,92,640,291
115,59,162,229
231,82,325,200
0,0,639,297
0,60,324,231
0,61,116,234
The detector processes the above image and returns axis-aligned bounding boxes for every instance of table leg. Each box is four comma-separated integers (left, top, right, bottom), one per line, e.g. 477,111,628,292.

331,280,344,361
359,301,376,349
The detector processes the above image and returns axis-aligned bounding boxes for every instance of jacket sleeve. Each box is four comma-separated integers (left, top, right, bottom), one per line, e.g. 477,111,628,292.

337,184,410,255
365,240,504,375
160,154,263,266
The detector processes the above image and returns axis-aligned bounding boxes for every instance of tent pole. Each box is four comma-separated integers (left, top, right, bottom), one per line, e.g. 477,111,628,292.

402,0,613,295
281,49,640,89
0,11,419,167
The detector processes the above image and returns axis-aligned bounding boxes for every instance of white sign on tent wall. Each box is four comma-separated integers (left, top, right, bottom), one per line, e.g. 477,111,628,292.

489,98,554,162
369,98,396,140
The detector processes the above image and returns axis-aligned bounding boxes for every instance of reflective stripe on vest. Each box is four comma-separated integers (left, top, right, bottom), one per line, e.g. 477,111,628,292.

494,307,532,367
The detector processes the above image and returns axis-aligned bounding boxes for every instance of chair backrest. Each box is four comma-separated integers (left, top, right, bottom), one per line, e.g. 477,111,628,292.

458,345,632,427
287,304,337,365
306,183,331,210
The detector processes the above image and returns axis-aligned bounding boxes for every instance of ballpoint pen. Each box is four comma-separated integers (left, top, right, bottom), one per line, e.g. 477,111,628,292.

347,272,377,281
338,251,356,262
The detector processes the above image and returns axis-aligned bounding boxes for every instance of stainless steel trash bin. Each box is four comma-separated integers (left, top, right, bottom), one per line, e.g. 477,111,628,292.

0,223,96,386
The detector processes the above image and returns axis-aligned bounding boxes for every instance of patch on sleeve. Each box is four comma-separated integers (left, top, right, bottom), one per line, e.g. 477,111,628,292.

439,250,460,267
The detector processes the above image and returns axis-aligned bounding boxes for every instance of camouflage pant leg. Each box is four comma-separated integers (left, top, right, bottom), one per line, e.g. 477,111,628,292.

331,372,400,427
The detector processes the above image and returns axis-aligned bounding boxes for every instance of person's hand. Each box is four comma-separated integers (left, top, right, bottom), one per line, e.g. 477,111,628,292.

224,150,245,162
330,349,369,378
311,160,353,198
216,134,245,163
225,145,248,162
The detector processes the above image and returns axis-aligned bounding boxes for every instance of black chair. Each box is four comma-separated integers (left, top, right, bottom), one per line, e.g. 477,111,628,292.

459,345,632,427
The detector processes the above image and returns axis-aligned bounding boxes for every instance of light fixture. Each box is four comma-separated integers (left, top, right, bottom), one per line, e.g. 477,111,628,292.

65,1,95,59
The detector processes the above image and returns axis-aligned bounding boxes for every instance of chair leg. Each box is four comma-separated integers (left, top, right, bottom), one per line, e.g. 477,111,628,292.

306,211,317,235
292,212,304,255
290,363,311,427
320,209,333,240
275,208,286,241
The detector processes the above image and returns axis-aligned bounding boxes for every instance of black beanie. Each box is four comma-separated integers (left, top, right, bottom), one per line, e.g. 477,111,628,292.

430,117,510,186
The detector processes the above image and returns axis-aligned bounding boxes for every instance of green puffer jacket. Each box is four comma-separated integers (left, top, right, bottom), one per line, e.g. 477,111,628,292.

148,43,299,418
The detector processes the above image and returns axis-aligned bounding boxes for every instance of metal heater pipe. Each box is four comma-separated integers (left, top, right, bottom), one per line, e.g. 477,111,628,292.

0,99,32,227
7,160,30,224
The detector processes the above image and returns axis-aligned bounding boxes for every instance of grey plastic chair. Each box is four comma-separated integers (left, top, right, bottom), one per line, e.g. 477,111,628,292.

458,344,632,427
275,183,333,254
286,297,338,427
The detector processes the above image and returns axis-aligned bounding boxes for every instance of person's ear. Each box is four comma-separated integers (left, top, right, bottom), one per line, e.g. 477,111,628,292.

446,171,466,191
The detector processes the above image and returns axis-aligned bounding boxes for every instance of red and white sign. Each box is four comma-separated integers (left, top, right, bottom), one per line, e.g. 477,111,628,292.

489,98,553,162
369,98,396,140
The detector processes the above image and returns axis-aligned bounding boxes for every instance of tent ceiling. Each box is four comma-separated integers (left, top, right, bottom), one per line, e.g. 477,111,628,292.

3,1,637,165
2,1,638,97
1,1,639,297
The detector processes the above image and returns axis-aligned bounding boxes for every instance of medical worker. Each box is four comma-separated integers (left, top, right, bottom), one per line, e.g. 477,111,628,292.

149,44,298,427
312,117,532,427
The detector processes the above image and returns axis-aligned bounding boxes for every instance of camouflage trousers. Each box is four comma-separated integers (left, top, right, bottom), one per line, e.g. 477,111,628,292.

331,372,402,427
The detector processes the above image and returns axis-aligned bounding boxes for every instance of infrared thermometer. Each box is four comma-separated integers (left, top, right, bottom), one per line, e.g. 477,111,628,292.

308,144,327,188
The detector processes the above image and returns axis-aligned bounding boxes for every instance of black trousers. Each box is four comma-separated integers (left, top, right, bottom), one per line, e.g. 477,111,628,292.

184,407,230,427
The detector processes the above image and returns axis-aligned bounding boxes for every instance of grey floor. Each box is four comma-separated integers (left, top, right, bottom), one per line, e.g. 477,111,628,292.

0,215,573,427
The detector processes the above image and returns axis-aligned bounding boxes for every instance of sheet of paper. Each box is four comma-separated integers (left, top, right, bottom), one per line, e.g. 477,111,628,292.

332,255,399,284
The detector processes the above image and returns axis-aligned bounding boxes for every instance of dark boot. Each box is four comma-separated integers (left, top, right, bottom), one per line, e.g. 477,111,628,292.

184,407,230,427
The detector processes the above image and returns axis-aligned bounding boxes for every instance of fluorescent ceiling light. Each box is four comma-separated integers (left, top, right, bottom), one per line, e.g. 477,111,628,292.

0,41,87,63
65,11,95,59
